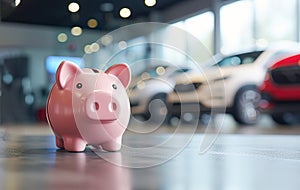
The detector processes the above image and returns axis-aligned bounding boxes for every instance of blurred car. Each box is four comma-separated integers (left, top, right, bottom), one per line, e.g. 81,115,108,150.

129,65,193,122
259,53,300,125
167,42,300,125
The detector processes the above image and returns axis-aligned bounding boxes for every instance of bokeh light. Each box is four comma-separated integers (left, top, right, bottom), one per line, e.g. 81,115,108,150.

71,26,82,36
57,33,68,42
87,19,98,28
120,8,131,18
68,2,80,13
145,0,156,7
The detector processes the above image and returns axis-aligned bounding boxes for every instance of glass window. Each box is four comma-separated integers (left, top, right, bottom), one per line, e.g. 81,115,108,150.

254,0,297,42
166,12,215,65
158,23,188,65
218,56,242,67
220,0,254,54
171,21,185,29
184,11,214,54
220,0,298,54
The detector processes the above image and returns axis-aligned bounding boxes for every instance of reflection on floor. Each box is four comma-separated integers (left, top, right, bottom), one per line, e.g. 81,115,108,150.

1,114,300,190
128,114,300,135
2,114,300,136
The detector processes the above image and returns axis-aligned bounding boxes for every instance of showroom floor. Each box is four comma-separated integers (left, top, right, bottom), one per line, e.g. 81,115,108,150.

1,114,300,190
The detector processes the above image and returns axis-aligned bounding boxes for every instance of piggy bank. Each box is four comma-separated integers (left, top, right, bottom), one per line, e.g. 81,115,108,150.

46,61,131,152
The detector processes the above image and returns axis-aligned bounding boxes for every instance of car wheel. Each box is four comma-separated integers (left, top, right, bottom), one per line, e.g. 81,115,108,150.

144,94,170,124
271,113,300,125
232,86,261,125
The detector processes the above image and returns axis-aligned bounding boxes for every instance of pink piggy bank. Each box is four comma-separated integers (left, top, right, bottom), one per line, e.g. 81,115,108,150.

46,61,131,152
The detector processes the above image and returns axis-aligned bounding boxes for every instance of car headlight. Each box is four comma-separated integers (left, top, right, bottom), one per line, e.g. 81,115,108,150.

174,82,202,92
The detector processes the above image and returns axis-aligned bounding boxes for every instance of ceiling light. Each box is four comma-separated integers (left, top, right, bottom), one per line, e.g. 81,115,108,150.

120,8,131,18
145,0,156,7
87,19,98,28
57,33,68,42
100,3,114,12
68,2,80,13
71,26,82,36
15,0,21,7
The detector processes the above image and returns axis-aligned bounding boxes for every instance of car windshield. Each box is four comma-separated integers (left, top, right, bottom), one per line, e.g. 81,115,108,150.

168,68,191,78
215,51,264,67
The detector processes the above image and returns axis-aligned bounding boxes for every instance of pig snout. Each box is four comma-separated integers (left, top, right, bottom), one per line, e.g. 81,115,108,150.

85,92,119,121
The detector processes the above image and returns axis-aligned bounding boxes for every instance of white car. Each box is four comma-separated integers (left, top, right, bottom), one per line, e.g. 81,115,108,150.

167,42,300,125
128,65,192,123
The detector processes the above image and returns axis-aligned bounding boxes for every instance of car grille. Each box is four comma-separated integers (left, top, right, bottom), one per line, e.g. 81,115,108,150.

271,65,300,85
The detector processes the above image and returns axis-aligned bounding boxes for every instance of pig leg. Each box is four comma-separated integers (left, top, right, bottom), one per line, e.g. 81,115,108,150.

101,136,122,152
63,137,87,152
55,136,64,149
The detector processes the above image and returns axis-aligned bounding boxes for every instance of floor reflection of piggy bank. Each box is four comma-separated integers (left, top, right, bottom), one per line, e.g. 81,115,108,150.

46,61,131,152
48,152,131,190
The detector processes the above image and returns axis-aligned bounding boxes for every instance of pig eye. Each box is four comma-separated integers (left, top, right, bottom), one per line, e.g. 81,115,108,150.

76,83,83,89
112,84,117,90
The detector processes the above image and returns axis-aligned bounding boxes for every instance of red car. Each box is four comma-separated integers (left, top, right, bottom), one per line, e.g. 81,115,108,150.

259,54,300,125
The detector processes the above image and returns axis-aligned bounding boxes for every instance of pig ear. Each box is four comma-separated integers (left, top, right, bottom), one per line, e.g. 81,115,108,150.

56,61,81,90
105,63,131,88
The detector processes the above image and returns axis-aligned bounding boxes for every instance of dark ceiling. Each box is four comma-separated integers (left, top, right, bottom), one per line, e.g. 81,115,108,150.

1,0,185,31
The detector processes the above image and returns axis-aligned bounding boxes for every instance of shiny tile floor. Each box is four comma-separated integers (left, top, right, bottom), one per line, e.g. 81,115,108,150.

1,115,300,190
